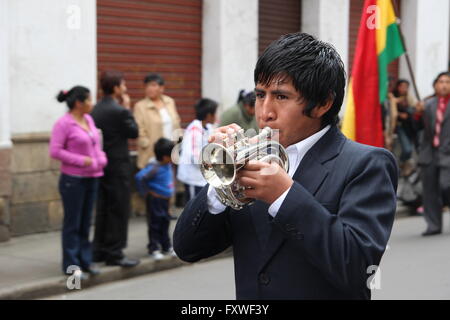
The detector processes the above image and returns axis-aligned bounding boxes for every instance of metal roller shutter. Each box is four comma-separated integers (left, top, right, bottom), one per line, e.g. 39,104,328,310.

348,0,401,80
97,0,202,126
258,0,301,56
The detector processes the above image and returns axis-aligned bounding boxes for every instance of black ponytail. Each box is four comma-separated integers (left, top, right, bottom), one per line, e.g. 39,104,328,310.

56,86,90,110
236,89,255,107
236,89,245,103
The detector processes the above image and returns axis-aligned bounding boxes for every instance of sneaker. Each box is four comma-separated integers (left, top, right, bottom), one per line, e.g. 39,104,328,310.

163,247,177,257
64,269,88,281
150,250,164,260
82,266,101,276
105,257,140,268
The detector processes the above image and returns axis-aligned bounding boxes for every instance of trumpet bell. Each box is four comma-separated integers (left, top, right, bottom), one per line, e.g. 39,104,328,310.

200,143,236,188
200,127,289,210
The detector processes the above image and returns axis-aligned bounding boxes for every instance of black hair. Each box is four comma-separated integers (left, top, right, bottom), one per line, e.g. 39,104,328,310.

56,86,90,110
195,98,218,121
144,73,165,86
393,79,410,97
254,32,346,127
433,71,450,86
100,70,124,95
154,138,175,162
237,90,256,107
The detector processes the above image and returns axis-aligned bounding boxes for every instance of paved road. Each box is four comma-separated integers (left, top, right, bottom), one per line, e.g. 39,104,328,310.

46,256,235,300
46,214,450,300
372,214,450,299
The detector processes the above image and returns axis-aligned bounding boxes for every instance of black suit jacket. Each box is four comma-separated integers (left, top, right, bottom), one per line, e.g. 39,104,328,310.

91,96,138,161
418,96,450,167
173,126,398,299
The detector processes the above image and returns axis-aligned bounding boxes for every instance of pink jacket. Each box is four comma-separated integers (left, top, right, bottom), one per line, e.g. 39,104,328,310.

50,113,107,177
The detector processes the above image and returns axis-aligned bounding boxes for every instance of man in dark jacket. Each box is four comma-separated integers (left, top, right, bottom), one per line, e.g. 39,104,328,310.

173,33,398,299
91,71,140,267
417,71,450,236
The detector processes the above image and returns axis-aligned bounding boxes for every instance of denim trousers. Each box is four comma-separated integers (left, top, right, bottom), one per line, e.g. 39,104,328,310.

59,174,99,273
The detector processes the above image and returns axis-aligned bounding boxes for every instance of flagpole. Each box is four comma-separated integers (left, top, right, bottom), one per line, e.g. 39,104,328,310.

391,0,421,101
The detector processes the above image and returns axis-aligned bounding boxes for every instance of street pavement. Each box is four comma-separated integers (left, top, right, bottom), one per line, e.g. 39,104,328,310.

372,213,450,299
45,256,235,300
45,213,450,300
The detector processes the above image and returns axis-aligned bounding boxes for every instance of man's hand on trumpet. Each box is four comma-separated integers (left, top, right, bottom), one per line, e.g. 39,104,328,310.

237,160,293,205
207,123,293,205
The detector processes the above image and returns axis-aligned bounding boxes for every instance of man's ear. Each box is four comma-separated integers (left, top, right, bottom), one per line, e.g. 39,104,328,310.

311,99,333,119
113,85,121,95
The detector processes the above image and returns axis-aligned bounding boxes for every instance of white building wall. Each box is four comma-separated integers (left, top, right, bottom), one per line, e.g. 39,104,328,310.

302,0,350,73
399,0,450,99
8,0,97,135
0,0,11,148
202,0,258,112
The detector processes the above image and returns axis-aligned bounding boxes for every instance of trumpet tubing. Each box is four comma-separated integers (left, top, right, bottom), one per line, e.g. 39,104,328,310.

200,127,289,210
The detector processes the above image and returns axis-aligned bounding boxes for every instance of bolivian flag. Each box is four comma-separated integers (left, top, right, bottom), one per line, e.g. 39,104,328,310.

342,0,405,147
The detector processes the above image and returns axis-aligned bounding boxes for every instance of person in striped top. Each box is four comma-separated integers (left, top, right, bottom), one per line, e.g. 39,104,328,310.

177,98,218,203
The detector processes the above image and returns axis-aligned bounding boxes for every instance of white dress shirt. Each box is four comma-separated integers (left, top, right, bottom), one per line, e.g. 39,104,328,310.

159,107,173,140
207,125,331,216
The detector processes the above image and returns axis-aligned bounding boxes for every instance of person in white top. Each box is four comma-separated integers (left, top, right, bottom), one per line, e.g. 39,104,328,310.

177,98,218,202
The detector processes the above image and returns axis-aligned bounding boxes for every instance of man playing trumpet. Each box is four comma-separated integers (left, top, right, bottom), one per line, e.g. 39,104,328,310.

174,32,398,300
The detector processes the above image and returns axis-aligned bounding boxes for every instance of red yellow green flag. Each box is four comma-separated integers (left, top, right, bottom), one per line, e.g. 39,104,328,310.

342,0,405,147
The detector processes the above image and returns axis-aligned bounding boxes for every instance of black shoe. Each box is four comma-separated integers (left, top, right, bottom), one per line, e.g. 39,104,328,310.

105,257,140,268
92,253,106,263
421,230,442,236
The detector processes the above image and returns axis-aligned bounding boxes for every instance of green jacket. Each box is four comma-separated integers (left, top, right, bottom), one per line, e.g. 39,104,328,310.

219,102,258,131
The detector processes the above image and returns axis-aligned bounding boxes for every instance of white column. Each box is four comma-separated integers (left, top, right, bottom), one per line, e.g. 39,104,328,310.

302,0,350,73
202,0,258,111
399,0,450,99
0,0,12,149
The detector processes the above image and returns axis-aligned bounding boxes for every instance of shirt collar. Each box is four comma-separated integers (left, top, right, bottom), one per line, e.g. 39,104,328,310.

439,94,450,106
146,95,168,109
285,125,331,175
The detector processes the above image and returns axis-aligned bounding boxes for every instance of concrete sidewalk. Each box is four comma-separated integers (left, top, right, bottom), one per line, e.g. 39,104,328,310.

0,207,199,300
0,203,411,300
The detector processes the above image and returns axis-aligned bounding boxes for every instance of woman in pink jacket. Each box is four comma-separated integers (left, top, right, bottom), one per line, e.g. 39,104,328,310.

49,86,107,277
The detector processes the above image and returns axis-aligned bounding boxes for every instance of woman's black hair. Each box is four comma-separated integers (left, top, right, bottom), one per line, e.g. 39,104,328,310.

254,32,346,127
433,71,450,86
56,86,90,110
144,73,165,86
392,79,410,97
237,90,256,107
195,98,218,121
100,70,124,95
154,138,175,161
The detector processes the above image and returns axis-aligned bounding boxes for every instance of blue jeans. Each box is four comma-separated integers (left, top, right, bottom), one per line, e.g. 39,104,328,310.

397,126,413,162
59,174,99,273
146,195,171,253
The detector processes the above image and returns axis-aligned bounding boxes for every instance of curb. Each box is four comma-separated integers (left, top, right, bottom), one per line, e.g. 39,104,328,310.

0,250,232,300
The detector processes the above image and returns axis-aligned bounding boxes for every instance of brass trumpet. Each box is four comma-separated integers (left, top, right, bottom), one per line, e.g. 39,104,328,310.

200,127,289,210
